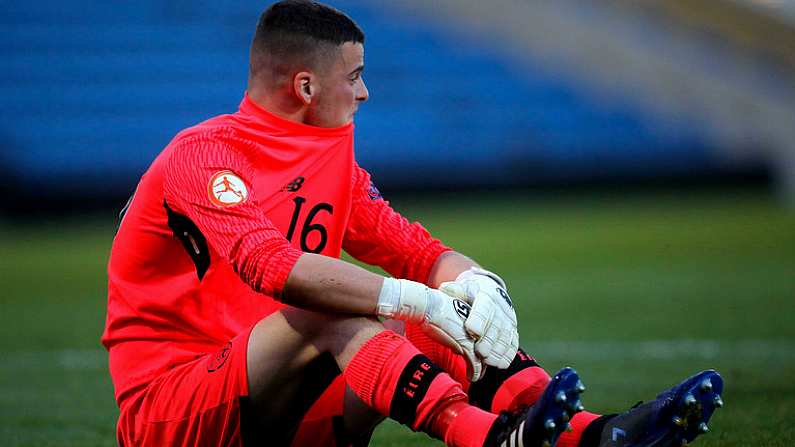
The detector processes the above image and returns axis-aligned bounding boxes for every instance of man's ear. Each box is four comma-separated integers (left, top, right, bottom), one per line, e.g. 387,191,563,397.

293,71,316,105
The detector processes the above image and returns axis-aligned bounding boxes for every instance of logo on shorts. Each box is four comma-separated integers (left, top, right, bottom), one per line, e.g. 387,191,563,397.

208,171,248,207
207,342,233,373
452,299,471,319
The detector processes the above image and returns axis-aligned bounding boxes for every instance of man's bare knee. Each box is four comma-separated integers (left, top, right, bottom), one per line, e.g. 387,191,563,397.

247,309,386,394
244,309,389,436
280,308,385,367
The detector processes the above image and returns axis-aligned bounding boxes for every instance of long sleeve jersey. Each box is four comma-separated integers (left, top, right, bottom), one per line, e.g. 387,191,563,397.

101,94,451,404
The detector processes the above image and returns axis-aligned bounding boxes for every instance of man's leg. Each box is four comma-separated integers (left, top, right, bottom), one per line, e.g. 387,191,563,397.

245,308,499,446
287,377,384,447
246,307,585,447
404,324,725,447
405,322,579,409
289,320,424,447
242,309,380,442
405,323,602,446
405,322,551,410
122,307,585,447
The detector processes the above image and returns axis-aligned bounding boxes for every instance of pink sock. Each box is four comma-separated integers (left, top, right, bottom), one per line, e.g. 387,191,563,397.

405,323,470,389
344,331,496,447
556,411,602,447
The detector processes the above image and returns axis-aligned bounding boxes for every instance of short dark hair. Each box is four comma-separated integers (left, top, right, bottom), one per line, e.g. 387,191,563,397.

250,1,364,80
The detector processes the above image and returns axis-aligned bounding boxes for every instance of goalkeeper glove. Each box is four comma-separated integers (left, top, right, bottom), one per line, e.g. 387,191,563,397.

440,267,519,370
377,277,484,381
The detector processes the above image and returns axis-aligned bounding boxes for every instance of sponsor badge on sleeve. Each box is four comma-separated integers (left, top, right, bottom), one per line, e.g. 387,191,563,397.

208,170,248,207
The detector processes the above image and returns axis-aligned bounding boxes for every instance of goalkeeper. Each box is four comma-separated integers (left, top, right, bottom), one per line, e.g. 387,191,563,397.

101,1,723,446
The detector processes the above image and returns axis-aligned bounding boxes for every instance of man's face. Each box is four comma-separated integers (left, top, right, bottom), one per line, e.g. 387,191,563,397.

307,42,368,128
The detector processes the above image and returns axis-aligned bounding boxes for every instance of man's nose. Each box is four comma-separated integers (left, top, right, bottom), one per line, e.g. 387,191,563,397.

357,79,369,102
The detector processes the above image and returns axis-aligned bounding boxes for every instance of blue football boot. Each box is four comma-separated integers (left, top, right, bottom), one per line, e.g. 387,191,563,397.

594,370,724,447
484,367,586,447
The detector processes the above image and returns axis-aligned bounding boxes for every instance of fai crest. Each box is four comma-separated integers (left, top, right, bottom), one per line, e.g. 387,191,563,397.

208,170,248,207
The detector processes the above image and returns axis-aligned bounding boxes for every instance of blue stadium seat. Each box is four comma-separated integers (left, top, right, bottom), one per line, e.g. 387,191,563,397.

0,0,713,196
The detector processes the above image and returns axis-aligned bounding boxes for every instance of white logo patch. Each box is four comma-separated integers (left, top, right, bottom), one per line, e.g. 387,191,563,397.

208,170,248,207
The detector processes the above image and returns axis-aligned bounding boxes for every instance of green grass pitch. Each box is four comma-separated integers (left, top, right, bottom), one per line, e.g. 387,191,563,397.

1,188,793,446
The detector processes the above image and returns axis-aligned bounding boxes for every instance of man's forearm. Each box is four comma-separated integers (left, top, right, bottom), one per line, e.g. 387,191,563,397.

282,253,383,315
427,251,480,288
281,250,481,315
281,250,499,379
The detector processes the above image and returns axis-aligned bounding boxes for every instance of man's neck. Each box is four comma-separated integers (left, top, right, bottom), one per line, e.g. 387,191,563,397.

247,87,308,125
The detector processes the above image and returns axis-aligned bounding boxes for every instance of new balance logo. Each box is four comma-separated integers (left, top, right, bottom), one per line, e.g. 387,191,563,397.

281,176,305,192
612,427,627,442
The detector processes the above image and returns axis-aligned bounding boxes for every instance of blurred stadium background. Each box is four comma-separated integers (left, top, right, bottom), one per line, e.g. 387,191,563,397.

1,0,793,446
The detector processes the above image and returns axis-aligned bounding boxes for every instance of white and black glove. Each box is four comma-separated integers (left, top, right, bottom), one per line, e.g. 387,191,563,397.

377,277,484,381
440,267,518,370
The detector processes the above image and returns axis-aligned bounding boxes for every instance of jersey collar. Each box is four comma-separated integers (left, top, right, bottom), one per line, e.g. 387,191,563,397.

238,92,354,137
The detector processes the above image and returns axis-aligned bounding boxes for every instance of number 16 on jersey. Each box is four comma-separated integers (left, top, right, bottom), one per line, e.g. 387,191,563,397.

285,196,333,253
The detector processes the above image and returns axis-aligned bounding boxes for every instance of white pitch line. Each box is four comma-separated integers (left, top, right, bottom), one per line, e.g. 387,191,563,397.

0,349,107,371
0,340,793,372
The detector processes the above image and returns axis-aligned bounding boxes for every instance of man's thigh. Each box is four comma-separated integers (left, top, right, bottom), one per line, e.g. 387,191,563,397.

120,309,384,446
244,308,385,445
289,376,387,447
117,322,338,446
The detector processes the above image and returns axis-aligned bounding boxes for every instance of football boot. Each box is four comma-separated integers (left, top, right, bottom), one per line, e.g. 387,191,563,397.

484,367,586,447
595,369,723,447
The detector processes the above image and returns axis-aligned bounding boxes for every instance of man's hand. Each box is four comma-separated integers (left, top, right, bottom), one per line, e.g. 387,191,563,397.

420,291,485,381
377,278,484,381
439,267,518,370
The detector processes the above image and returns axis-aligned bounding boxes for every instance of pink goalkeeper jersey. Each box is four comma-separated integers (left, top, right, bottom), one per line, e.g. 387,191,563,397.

102,94,451,404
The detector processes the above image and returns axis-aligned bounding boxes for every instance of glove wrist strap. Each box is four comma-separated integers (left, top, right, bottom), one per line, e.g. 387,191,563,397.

377,278,429,323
